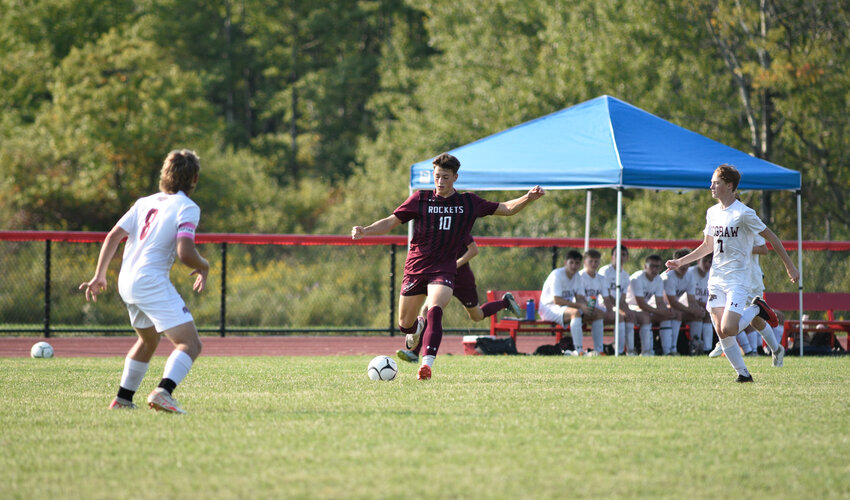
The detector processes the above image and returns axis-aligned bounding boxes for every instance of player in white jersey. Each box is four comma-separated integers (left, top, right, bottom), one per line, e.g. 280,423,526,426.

666,164,798,382
600,246,637,355
685,253,715,353
662,249,708,355
539,250,591,355
627,254,676,356
80,150,209,412
744,234,786,367
578,249,610,354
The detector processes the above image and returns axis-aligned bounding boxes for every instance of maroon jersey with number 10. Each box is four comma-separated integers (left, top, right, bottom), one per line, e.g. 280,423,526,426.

393,190,498,276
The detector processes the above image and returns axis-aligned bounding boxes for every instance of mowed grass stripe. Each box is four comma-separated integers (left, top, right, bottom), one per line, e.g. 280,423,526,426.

2,356,849,499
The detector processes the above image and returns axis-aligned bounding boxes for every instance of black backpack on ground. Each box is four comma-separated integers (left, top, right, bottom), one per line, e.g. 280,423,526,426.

475,336,519,355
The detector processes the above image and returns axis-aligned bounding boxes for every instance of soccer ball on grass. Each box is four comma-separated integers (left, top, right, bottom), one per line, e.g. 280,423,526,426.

367,355,398,381
31,341,54,359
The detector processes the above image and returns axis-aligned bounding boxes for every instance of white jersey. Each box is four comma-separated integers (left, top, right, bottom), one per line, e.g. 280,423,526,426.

599,263,630,301
750,234,766,296
540,268,583,306
579,269,610,305
117,191,200,303
686,266,710,306
662,268,694,306
626,270,664,308
703,199,766,290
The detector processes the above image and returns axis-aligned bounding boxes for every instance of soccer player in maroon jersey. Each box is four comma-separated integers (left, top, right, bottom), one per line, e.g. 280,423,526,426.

396,235,524,364
352,153,545,380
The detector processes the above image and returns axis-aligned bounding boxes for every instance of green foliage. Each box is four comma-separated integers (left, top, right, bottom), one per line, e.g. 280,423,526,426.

1,0,849,240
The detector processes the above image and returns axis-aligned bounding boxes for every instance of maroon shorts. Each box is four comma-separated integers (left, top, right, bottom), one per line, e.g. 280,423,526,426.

452,265,479,308
401,272,455,296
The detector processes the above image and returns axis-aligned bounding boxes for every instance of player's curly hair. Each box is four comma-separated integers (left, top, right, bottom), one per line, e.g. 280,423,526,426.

433,153,460,173
160,149,200,194
715,164,740,191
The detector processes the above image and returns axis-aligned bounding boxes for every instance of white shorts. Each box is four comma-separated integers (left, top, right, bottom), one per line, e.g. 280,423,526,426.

707,285,750,316
126,293,194,332
538,303,569,327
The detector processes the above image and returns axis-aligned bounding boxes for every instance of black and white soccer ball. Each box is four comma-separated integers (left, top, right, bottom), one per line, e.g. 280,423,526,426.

367,355,398,381
30,341,54,359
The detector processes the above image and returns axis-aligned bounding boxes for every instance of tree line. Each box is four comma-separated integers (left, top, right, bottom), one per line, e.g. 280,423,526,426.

2,0,848,242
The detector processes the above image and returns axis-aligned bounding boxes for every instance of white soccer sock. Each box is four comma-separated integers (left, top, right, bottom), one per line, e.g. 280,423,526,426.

625,322,635,352
759,325,780,352
720,336,750,377
120,358,149,392
773,324,785,346
639,324,653,355
422,355,435,367
659,321,673,354
162,349,194,386
736,332,751,353
747,330,760,353
570,316,584,353
702,323,714,352
737,305,759,333
670,320,681,352
591,319,604,352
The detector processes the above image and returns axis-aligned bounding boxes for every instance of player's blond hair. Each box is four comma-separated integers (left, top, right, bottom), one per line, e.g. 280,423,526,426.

715,164,741,191
160,149,200,195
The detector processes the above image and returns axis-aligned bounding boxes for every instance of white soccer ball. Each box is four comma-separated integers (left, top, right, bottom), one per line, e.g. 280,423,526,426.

30,341,54,359
367,355,398,381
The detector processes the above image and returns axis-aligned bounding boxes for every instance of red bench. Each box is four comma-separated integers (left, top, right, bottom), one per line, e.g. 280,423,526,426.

487,289,691,352
762,292,850,350
486,290,565,343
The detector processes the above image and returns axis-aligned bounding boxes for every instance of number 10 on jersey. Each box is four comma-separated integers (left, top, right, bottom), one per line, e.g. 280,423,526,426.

438,216,452,230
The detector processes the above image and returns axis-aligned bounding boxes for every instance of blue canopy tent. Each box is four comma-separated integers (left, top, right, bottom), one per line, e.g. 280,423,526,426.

409,95,804,355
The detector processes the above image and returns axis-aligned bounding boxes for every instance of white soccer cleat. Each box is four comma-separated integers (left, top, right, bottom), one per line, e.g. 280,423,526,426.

108,397,137,410
147,387,187,414
708,342,724,358
405,316,426,350
772,344,785,368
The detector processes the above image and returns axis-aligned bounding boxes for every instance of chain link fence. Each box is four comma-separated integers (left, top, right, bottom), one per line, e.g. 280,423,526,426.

1,232,848,337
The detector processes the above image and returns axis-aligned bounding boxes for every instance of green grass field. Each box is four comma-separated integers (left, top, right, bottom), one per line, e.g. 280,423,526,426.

2,355,849,499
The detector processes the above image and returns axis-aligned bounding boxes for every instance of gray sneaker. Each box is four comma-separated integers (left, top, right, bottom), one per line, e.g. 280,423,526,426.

503,292,522,317
405,316,426,350
772,344,785,368
396,349,418,363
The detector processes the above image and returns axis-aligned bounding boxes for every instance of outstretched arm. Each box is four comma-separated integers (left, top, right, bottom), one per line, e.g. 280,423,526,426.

760,228,800,283
352,214,403,239
666,235,713,271
78,225,128,302
494,186,545,216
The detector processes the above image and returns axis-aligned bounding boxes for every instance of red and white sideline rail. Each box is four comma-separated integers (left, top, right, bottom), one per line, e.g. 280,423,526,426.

2,231,848,250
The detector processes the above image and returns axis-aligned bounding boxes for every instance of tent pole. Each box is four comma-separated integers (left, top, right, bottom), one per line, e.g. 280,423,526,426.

614,188,623,357
796,190,803,357
584,190,592,253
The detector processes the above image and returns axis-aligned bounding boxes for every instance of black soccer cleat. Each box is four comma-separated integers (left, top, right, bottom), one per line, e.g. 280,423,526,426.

736,374,754,383
752,297,779,328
